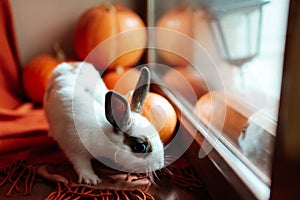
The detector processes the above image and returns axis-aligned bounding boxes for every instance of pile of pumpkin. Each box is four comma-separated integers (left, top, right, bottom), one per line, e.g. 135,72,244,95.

22,3,244,146
22,3,182,145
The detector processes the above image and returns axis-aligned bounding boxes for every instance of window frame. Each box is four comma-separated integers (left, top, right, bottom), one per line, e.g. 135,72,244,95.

270,0,300,199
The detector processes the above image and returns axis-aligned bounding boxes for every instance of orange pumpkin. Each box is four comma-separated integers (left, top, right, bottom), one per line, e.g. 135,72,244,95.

123,90,177,145
142,92,177,145
74,3,147,70
156,5,196,66
195,91,249,143
22,54,60,104
102,67,141,95
103,67,177,145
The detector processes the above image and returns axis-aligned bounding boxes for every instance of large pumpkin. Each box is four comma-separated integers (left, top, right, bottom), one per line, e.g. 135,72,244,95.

22,54,60,104
74,3,147,70
156,5,195,66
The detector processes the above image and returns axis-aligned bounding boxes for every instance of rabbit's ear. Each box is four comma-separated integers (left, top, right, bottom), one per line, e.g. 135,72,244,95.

130,67,150,113
105,91,131,131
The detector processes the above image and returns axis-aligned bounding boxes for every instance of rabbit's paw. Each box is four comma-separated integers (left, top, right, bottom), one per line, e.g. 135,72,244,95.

78,170,102,185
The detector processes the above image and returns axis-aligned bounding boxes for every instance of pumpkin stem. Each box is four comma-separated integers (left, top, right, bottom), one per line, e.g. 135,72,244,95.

53,42,66,62
103,1,116,12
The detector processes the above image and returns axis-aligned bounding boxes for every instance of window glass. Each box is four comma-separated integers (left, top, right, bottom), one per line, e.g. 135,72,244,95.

148,0,289,188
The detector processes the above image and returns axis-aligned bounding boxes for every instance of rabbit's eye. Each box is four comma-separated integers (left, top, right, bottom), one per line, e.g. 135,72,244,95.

125,136,151,153
133,141,147,153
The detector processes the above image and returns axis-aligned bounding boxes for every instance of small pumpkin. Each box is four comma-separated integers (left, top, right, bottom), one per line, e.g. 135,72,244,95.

194,91,249,143
74,3,147,70
102,67,141,95
142,92,177,145
22,54,60,104
103,67,177,145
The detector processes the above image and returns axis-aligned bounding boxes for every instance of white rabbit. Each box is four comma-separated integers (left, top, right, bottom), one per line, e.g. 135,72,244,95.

44,62,164,185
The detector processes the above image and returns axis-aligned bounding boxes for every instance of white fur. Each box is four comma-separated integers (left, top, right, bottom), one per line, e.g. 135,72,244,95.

44,62,164,185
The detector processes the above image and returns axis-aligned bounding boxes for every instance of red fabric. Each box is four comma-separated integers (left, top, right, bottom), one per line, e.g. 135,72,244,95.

0,0,50,168
0,0,23,108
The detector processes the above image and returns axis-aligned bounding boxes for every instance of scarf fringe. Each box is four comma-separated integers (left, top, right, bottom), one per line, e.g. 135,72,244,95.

0,159,203,199
0,160,35,196
45,182,155,200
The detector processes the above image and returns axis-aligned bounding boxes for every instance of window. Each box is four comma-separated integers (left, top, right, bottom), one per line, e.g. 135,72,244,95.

147,0,290,199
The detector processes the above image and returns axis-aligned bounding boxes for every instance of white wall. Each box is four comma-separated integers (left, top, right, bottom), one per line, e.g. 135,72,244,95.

9,0,141,66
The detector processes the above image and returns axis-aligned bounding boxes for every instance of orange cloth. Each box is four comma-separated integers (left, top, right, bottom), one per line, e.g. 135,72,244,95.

0,0,23,109
0,0,50,168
